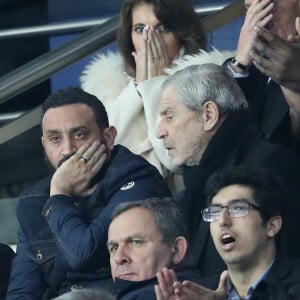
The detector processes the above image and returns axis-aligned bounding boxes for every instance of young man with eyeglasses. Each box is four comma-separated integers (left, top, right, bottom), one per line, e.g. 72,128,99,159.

155,166,300,300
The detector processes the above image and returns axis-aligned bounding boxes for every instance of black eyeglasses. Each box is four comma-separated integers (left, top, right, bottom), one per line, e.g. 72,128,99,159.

201,199,261,222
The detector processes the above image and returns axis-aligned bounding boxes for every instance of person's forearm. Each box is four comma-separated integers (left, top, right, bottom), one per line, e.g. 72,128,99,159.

43,195,109,270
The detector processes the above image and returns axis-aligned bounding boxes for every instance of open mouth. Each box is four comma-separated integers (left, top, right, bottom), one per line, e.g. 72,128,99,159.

222,234,235,244
220,233,236,250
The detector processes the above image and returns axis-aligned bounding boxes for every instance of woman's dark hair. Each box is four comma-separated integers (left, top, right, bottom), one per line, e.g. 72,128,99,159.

117,0,206,76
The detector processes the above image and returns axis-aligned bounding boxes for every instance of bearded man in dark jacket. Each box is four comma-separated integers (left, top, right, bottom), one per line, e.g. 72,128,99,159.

7,87,171,299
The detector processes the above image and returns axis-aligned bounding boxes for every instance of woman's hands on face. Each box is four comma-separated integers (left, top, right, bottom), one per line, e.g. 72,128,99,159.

133,25,171,83
147,26,170,79
132,25,148,83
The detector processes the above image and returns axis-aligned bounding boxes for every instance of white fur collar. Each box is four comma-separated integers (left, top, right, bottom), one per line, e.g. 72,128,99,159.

165,47,233,75
80,48,234,101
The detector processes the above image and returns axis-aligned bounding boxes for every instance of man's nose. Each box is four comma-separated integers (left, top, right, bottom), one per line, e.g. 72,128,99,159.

156,121,167,139
218,208,232,227
61,138,77,157
113,246,130,265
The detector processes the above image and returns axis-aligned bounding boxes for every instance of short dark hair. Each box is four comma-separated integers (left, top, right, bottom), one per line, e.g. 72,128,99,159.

204,165,285,223
41,87,109,130
117,0,206,76
205,165,289,250
111,197,189,245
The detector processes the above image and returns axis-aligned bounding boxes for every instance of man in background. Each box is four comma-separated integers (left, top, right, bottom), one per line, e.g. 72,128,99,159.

108,197,202,299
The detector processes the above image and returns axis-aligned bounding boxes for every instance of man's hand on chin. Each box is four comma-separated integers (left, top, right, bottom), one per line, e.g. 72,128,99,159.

50,141,107,197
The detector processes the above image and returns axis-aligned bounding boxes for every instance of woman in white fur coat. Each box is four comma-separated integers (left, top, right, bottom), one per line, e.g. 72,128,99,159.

81,0,231,191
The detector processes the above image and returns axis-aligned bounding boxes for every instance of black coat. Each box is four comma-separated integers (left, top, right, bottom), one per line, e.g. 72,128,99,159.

236,66,292,149
180,111,300,277
201,253,300,300
7,145,171,299
115,263,202,300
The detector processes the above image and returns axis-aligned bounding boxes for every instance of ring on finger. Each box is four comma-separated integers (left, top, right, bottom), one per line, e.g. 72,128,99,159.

80,156,89,163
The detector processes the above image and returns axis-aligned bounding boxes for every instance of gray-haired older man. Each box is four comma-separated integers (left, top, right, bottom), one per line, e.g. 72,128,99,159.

156,63,300,277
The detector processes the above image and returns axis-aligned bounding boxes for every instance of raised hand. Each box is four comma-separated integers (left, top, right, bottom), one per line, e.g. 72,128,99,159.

147,27,170,79
155,268,178,300
132,25,149,83
132,25,170,83
234,0,274,68
155,268,228,300
250,25,300,92
173,271,228,300
50,141,107,197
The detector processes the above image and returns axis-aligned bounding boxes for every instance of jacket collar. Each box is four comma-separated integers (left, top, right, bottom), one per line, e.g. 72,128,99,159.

183,110,248,192
114,259,198,298
114,277,156,299
264,252,294,282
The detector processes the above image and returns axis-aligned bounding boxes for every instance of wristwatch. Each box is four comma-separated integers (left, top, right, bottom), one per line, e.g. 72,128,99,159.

231,57,249,72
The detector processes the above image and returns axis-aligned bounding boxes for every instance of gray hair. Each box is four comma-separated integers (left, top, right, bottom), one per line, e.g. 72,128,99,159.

162,63,248,115
53,289,115,300
111,197,189,245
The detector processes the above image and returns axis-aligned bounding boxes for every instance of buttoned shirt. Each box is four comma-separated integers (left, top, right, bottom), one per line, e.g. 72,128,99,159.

227,261,274,300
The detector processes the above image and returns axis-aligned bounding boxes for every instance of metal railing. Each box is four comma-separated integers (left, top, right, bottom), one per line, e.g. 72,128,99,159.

0,0,245,145
0,18,111,39
0,1,239,40
0,16,120,106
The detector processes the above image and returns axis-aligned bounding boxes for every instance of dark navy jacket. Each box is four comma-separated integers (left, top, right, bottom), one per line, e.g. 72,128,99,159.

7,145,171,300
115,263,202,300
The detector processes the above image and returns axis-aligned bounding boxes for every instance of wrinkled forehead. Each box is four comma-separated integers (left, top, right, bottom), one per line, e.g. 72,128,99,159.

109,207,158,235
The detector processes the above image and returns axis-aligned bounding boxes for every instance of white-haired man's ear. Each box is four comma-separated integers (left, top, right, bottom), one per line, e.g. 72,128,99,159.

202,101,220,131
